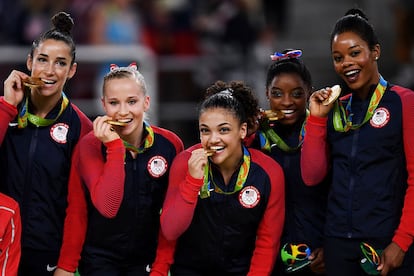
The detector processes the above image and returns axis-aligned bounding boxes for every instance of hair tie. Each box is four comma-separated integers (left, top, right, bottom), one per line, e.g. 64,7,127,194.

128,62,137,70
110,64,119,71
109,62,138,72
218,88,234,98
270,49,302,61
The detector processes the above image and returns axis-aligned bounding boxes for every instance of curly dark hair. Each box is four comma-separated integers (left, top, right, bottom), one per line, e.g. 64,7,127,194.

199,80,259,131
330,8,379,51
30,12,76,65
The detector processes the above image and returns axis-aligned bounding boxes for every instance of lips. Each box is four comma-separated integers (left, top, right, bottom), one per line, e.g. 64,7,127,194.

344,69,360,83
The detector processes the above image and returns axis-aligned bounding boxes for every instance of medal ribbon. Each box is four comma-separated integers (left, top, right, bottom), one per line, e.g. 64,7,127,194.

259,110,308,152
18,93,69,128
333,76,387,132
123,122,154,153
199,146,250,199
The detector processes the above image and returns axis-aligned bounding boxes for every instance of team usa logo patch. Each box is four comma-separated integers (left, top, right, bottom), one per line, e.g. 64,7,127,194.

50,123,69,144
370,107,390,128
147,156,168,178
239,186,260,208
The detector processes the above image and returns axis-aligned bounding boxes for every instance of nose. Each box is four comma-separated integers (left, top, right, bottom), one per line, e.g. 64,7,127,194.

209,131,221,144
341,56,353,68
280,94,293,107
118,102,129,116
45,62,55,75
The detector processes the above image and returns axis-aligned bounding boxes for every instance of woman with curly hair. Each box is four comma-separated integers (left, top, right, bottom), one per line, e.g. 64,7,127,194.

160,80,285,275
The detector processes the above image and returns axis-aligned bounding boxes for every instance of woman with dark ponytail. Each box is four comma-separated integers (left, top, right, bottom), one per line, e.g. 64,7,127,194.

1,12,92,275
301,8,414,275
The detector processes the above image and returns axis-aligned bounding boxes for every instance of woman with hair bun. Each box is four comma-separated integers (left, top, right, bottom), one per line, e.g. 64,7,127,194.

160,80,285,275
0,12,92,275
246,49,329,275
301,8,414,275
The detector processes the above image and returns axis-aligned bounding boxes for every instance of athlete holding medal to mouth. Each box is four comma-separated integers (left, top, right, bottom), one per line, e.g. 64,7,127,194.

245,49,329,275
0,12,93,275
160,80,285,275
301,8,414,276
55,63,183,276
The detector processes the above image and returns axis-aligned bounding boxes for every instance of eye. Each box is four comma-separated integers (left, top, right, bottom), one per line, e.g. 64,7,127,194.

350,50,361,57
219,127,230,134
128,99,137,105
291,90,305,98
109,100,118,106
57,60,68,67
333,55,342,63
200,128,210,136
269,89,282,98
37,57,47,63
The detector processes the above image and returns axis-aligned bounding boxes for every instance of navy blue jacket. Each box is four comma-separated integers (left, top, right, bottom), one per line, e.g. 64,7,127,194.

0,96,92,253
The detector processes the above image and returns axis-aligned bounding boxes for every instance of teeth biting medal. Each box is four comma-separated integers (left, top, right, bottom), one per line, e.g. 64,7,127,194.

105,120,128,126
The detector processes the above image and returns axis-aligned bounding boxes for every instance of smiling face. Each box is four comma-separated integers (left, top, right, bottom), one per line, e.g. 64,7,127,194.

331,31,380,94
267,72,309,126
26,39,77,99
102,76,150,143
199,107,247,170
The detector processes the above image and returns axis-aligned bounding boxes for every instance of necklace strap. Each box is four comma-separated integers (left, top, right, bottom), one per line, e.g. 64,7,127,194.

259,110,308,152
333,76,387,132
200,146,251,199
123,122,154,154
18,93,69,128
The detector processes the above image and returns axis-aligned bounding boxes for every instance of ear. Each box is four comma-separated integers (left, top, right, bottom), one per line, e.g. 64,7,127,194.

143,95,150,112
373,44,381,60
101,96,107,112
67,62,77,80
240,122,247,140
26,54,33,72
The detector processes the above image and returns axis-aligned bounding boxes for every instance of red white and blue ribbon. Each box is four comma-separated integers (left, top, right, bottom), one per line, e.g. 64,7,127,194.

270,49,302,61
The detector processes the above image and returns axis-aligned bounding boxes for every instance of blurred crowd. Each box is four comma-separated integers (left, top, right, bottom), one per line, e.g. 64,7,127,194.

0,0,290,87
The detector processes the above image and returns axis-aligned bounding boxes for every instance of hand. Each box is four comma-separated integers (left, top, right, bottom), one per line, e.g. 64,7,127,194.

377,242,405,275
93,115,120,143
309,247,326,274
3,70,30,106
309,87,336,118
53,267,75,276
188,148,208,180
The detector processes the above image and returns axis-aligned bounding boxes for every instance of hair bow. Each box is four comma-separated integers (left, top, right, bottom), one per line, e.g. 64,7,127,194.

109,62,138,71
270,49,302,61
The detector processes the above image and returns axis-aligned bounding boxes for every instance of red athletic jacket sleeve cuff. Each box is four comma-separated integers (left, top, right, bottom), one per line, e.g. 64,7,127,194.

179,173,203,203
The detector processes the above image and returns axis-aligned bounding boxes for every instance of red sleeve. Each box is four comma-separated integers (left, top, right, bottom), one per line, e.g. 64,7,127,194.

392,87,414,251
0,194,21,275
160,148,203,241
248,150,285,275
80,136,126,218
300,115,330,185
0,97,18,144
149,230,176,276
57,144,88,272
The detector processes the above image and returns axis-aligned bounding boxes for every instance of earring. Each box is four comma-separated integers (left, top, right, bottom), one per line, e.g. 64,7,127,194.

375,56,379,60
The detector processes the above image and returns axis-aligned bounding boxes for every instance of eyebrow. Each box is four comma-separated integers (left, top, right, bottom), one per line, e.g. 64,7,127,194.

38,53,69,61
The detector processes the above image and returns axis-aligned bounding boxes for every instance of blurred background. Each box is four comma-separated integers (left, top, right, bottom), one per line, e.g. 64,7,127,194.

0,0,413,147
